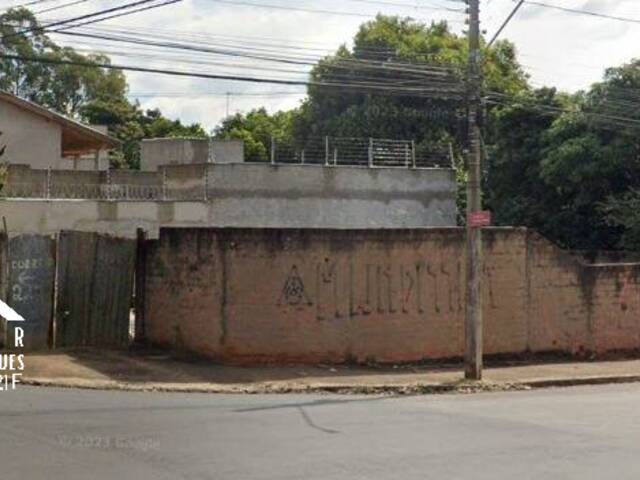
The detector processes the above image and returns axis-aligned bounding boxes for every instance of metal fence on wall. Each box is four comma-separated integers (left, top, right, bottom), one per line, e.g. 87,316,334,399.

265,136,453,168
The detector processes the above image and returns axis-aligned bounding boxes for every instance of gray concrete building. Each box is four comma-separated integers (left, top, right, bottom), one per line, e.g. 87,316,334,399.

1,162,457,238
2,129,458,237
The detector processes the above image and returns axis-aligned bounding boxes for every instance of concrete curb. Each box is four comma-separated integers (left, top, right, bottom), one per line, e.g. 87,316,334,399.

19,374,640,395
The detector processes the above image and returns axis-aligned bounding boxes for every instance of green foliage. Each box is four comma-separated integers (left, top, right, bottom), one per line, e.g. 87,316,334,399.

601,191,640,251
0,7,207,169
214,15,528,168
487,60,640,250
214,108,296,162
295,16,527,148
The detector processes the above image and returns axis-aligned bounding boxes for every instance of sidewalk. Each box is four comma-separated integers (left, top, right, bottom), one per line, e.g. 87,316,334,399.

14,349,640,394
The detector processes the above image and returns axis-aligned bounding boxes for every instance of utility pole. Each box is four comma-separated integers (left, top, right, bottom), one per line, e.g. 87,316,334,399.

465,0,483,380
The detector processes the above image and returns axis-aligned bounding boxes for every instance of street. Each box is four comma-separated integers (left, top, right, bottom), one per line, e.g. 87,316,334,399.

0,384,639,479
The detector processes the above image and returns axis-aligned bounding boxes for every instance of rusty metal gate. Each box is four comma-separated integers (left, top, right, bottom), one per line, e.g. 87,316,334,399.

0,233,56,350
56,231,136,348
0,230,136,350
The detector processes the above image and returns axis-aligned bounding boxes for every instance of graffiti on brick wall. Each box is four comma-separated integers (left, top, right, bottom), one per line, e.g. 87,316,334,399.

279,266,312,306
278,258,463,320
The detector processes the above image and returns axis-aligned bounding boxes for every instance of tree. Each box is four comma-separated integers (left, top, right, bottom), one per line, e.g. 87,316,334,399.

214,108,296,162
487,61,640,250
485,88,568,238
214,15,529,167
294,16,528,150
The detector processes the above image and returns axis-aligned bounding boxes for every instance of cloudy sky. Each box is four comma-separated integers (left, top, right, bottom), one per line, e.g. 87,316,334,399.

15,0,640,131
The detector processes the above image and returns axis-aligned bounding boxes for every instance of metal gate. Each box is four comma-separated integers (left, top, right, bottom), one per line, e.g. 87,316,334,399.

2,234,56,350
56,231,135,348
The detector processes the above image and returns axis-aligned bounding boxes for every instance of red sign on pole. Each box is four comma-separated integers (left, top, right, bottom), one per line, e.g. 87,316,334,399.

468,211,492,228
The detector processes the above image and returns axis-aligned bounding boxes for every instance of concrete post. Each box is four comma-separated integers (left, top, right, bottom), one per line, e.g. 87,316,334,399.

270,136,276,165
411,140,416,168
405,142,410,168
203,167,208,202
162,168,167,201
465,0,484,381
449,142,456,169
325,136,330,166
46,167,51,199
105,167,111,200
368,138,374,167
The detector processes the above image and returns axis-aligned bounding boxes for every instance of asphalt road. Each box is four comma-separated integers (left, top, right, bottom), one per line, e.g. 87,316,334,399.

1,384,639,479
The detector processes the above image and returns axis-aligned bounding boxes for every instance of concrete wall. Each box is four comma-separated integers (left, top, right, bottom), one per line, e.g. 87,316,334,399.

140,139,245,171
202,163,456,228
1,163,458,234
140,138,209,171
0,100,63,169
211,139,244,163
144,227,640,364
0,199,166,238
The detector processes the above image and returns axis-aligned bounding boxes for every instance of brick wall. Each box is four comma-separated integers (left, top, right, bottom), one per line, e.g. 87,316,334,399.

144,227,640,364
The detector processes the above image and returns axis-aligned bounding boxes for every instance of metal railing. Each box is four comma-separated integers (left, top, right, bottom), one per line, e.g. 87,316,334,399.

264,136,453,168
3,182,167,201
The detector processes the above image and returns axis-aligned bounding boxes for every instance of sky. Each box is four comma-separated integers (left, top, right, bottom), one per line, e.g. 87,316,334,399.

7,0,640,131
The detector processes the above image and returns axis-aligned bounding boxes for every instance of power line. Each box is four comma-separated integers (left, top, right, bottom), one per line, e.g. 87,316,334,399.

344,0,464,13
1,0,182,40
205,0,464,20
487,0,524,47
129,91,306,97
63,23,461,64
487,91,640,130
2,0,58,10
207,0,372,18
524,1,640,25
33,0,92,14
50,28,463,76
51,0,182,32
0,52,466,98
